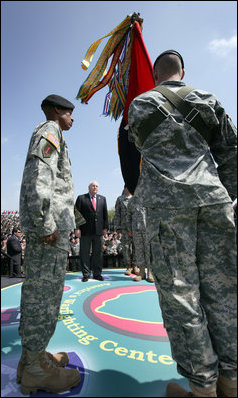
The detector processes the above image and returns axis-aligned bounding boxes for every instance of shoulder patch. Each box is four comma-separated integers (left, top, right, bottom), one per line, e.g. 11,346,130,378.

42,142,56,158
45,133,60,149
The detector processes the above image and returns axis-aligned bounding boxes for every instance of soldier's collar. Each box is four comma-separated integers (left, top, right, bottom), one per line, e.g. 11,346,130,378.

160,81,186,86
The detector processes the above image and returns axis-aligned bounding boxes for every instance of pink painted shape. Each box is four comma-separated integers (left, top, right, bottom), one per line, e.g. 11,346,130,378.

90,286,167,337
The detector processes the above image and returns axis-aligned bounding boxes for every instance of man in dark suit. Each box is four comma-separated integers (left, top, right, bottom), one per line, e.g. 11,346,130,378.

7,226,22,278
75,181,108,282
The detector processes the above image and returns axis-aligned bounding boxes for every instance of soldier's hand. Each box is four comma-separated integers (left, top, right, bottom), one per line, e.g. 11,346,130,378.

39,230,59,246
74,229,81,238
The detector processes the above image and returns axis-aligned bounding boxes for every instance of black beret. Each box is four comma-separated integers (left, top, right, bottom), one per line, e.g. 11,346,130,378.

154,50,184,69
41,94,75,110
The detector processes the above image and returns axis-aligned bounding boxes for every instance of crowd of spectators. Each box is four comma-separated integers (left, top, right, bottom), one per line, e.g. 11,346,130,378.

67,230,123,272
1,213,21,235
1,213,124,276
2,200,236,276
67,232,80,272
102,231,123,268
1,214,25,276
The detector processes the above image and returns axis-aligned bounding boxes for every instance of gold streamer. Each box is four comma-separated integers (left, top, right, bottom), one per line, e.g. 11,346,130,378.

81,15,131,71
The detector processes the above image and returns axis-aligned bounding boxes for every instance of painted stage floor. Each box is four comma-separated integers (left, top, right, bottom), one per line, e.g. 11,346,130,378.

1,269,189,397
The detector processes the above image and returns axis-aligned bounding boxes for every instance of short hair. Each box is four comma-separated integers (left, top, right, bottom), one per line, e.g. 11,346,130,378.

154,50,184,76
154,53,183,77
12,226,20,234
89,181,99,188
153,50,184,70
41,104,55,119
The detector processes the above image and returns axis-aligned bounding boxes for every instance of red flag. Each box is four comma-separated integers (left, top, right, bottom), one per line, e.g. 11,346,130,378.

123,22,155,123
118,21,155,194
76,16,155,195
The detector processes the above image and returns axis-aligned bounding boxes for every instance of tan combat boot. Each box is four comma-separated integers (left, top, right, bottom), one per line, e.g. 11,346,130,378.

133,266,146,281
166,381,217,397
147,268,154,283
166,382,193,397
132,263,140,275
20,349,80,395
17,349,69,383
190,381,217,397
124,267,132,275
217,375,237,397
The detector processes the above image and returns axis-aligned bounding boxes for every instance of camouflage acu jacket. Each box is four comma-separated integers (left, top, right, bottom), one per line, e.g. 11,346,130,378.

127,195,147,232
19,121,75,236
114,193,133,230
128,81,237,208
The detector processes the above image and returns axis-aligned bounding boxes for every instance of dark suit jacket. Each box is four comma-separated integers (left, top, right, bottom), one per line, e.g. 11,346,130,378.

75,193,108,236
7,235,22,266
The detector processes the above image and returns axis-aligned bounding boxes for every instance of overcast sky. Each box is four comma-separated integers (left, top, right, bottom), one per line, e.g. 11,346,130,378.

1,1,237,211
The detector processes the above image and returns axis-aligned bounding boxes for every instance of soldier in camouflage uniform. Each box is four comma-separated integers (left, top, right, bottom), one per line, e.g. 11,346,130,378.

127,195,154,283
68,235,80,272
114,187,139,275
105,238,118,267
128,50,237,397
17,95,81,395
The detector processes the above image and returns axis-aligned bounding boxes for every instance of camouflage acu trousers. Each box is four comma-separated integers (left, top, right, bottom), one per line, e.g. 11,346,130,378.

121,229,135,267
18,231,70,351
147,203,237,387
133,230,150,268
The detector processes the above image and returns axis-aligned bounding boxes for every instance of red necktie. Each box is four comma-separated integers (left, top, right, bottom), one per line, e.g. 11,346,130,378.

92,196,96,211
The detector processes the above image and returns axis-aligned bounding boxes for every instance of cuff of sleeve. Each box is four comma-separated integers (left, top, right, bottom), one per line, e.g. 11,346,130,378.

36,220,57,237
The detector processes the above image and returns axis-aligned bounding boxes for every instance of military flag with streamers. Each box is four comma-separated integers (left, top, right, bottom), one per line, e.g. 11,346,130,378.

77,13,155,194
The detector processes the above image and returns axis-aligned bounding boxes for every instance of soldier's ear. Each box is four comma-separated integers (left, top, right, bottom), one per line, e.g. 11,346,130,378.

153,69,158,82
181,69,185,80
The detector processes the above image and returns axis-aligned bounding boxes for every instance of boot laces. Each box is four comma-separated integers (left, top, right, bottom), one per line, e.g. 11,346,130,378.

41,352,58,369
46,351,61,367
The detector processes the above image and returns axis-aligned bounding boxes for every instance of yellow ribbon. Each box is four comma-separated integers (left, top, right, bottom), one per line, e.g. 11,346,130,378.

77,26,129,101
81,15,132,71
77,13,143,121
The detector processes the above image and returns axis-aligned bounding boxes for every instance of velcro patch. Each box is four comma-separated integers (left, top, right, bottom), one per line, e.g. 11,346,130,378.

46,133,60,149
42,142,55,158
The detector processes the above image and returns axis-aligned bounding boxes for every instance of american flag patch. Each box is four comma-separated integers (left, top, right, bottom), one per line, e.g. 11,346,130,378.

46,133,60,149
